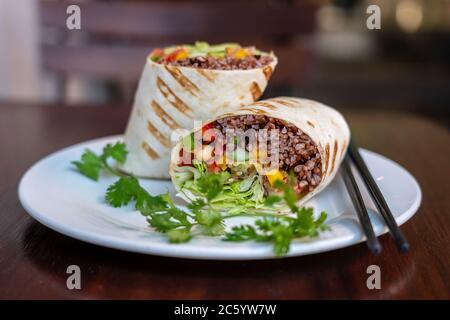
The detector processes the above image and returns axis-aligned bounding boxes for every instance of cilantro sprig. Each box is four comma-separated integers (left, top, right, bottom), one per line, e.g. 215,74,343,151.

224,175,328,256
72,142,328,256
224,208,328,256
104,174,226,243
72,142,128,180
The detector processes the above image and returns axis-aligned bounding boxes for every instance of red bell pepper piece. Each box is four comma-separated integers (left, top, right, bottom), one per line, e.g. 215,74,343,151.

202,123,216,143
206,162,221,173
177,148,194,166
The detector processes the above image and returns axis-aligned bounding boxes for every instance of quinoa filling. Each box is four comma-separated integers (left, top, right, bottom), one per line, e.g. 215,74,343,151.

167,55,273,70
213,115,322,194
172,115,322,213
149,42,273,70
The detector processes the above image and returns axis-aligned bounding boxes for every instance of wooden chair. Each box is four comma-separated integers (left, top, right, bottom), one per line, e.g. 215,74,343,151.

40,0,318,103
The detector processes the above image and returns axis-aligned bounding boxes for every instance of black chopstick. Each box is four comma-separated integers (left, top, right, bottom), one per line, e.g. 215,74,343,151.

341,156,382,255
348,142,410,252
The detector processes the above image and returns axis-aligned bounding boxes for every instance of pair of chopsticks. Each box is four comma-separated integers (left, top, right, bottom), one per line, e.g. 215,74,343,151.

341,141,409,255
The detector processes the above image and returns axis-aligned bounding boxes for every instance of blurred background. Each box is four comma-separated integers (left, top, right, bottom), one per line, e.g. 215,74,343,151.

0,0,449,125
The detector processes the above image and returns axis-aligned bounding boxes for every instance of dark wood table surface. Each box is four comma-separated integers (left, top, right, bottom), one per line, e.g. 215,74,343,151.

0,104,449,299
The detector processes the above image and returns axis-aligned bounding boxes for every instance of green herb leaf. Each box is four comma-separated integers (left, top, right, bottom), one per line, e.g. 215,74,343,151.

102,142,128,164
195,210,225,236
105,176,140,207
138,192,172,214
197,172,230,200
167,228,192,243
147,208,192,233
186,199,207,211
316,211,328,227
73,142,329,256
264,195,282,207
72,141,127,180
273,179,285,189
283,187,298,212
271,224,294,256
182,133,195,152
72,150,104,181
224,225,258,241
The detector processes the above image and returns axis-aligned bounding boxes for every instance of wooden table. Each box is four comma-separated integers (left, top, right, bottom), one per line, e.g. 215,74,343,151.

0,104,449,299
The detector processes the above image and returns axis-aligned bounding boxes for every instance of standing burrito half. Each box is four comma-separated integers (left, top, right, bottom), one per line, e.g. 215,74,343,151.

170,97,350,213
121,42,277,178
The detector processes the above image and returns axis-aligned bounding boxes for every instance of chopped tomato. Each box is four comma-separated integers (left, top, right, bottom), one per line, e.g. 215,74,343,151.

202,123,213,132
207,162,221,173
202,123,216,143
149,48,164,61
165,48,188,62
164,51,178,63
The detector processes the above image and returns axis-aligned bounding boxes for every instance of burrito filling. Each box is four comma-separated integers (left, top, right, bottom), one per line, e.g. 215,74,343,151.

150,42,273,70
172,115,322,213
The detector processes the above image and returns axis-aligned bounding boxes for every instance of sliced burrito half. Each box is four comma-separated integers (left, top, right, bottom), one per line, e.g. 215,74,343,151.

170,97,350,213
121,42,277,178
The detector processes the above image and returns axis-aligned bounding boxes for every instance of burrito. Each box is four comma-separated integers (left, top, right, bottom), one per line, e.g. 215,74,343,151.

170,97,350,213
121,42,278,178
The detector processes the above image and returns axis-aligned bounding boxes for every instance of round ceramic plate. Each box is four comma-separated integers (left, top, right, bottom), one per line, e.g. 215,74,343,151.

18,135,421,260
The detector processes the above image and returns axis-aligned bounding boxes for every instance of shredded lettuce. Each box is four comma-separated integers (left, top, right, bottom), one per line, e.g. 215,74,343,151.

160,42,266,61
173,161,269,215
186,42,240,58
172,159,206,186
182,133,195,152
192,159,206,174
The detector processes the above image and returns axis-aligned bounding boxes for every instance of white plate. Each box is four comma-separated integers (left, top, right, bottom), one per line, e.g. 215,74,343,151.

18,135,421,260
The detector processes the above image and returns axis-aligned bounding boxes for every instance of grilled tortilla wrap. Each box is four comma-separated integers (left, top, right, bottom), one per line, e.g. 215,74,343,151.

170,97,350,212
121,52,277,178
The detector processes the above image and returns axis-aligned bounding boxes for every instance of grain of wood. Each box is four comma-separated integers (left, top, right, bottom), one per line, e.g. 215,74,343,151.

0,104,448,299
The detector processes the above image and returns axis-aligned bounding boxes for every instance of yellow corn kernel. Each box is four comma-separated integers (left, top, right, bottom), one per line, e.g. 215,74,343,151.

217,155,227,170
266,170,284,187
175,50,188,60
225,47,235,55
234,48,248,59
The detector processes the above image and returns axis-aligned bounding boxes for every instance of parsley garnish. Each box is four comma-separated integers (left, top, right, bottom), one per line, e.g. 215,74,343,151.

72,142,128,180
72,142,328,256
224,208,328,256
105,174,226,241
224,174,328,256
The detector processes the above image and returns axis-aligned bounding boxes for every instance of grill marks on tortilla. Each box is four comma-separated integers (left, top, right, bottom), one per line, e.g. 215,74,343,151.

331,140,338,173
279,97,299,104
157,77,193,116
270,98,297,107
147,120,171,148
254,101,276,110
262,66,273,80
241,108,267,115
219,112,234,118
196,68,215,82
341,141,348,159
150,100,179,130
324,143,330,176
141,141,159,159
250,82,262,101
165,66,199,96
307,121,315,128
